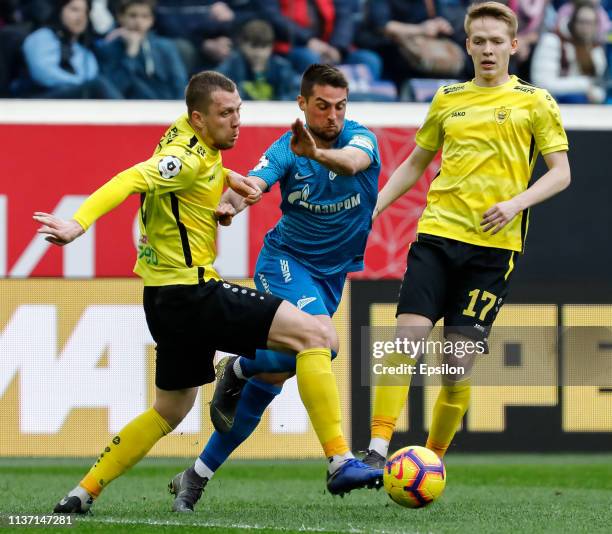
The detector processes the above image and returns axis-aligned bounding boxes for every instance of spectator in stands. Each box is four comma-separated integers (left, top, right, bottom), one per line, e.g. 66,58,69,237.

531,1,607,103
96,0,187,99
556,0,611,41
154,1,256,72
506,0,551,80
357,0,469,91
218,19,295,101
0,0,54,28
256,0,383,81
0,1,55,96
20,0,122,98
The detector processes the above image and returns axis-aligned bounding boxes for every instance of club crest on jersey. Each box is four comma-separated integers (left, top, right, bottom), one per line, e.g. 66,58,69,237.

297,296,317,310
158,155,182,179
494,106,511,125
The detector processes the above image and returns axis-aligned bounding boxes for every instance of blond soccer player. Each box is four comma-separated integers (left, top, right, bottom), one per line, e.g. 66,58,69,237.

363,2,571,467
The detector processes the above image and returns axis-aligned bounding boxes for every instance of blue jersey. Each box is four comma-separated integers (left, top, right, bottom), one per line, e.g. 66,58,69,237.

249,119,380,276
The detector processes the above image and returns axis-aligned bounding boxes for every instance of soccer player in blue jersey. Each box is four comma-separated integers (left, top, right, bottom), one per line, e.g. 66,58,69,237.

168,64,382,512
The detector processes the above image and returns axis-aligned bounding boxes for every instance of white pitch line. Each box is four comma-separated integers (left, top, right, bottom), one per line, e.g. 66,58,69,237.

84,516,412,534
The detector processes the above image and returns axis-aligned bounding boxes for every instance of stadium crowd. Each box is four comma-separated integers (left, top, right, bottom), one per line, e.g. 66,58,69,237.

0,0,611,103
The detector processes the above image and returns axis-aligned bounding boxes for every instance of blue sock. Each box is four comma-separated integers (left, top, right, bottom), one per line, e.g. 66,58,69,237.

239,349,338,377
199,378,281,471
239,349,295,376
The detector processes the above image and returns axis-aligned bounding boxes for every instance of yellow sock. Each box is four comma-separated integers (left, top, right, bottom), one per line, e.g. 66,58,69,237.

295,347,349,457
80,407,172,497
426,380,471,458
371,353,412,441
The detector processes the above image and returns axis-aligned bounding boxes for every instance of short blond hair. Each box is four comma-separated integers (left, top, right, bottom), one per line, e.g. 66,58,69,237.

464,1,518,39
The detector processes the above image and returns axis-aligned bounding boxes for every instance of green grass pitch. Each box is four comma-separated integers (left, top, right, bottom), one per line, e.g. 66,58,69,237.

1,455,611,533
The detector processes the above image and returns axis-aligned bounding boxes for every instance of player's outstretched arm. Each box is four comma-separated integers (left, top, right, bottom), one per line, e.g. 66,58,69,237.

33,167,147,246
373,145,437,220
290,118,370,176
481,150,571,234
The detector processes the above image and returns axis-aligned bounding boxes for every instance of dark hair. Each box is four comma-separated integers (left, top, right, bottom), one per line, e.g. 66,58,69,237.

567,1,598,75
115,0,156,15
48,0,93,73
185,71,237,115
49,0,92,31
568,1,597,37
300,64,348,99
239,19,274,47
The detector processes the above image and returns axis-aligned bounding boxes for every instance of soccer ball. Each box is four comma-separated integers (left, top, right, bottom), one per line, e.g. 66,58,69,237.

383,446,446,508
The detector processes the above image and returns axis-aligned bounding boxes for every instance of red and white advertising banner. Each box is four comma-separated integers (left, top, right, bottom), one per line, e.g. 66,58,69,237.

0,100,600,280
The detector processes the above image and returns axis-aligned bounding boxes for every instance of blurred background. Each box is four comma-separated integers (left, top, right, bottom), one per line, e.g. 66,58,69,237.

2,0,612,103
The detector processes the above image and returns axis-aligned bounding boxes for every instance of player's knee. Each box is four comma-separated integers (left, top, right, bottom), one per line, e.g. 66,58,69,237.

293,316,331,353
154,391,196,429
315,321,338,353
326,325,339,354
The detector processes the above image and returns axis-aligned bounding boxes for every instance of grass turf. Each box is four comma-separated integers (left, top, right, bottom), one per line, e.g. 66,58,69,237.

0,455,611,533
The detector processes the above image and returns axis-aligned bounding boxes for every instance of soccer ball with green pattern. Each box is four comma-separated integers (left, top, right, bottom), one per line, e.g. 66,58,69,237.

383,446,446,508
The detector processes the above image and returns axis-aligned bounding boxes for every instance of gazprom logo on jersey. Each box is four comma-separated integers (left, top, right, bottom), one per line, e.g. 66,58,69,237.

287,185,361,214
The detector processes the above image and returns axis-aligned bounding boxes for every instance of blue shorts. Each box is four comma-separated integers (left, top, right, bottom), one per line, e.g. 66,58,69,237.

254,247,346,317
246,246,346,373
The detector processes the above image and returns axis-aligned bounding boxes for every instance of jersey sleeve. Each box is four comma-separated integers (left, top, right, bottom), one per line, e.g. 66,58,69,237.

248,135,291,191
73,167,148,231
532,90,569,155
345,126,379,167
134,142,201,194
415,88,444,152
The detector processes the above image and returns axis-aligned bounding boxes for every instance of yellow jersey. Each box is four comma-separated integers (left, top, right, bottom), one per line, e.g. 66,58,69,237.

415,75,568,252
74,114,228,286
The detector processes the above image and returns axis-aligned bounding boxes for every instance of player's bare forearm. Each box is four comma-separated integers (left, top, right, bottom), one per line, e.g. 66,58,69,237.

290,118,370,175
226,171,264,204
32,170,141,245
513,151,571,210
481,151,570,234
220,188,249,214
374,146,436,218
312,146,370,176
216,174,267,225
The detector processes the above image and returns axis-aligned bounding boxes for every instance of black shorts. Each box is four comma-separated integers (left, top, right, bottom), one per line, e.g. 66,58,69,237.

397,234,518,340
143,279,283,390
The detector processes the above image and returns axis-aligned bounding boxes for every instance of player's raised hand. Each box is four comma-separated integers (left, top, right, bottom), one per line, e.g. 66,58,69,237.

481,199,521,235
214,202,237,226
290,118,317,159
33,212,84,246
226,172,262,205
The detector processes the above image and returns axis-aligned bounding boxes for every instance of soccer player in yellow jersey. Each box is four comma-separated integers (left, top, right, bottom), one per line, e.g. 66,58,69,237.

362,2,571,468
34,71,382,514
